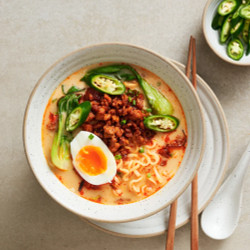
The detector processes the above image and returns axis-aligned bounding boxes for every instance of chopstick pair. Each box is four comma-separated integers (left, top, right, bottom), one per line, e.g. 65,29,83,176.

166,36,199,250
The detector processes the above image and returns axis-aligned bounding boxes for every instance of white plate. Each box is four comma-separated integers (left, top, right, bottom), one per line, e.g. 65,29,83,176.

203,0,250,66
86,60,230,237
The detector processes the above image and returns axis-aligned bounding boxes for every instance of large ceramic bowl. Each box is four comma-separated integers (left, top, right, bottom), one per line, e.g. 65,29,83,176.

23,43,206,223
203,0,250,66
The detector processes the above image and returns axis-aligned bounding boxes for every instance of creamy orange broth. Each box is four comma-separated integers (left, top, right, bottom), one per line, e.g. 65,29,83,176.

42,63,187,205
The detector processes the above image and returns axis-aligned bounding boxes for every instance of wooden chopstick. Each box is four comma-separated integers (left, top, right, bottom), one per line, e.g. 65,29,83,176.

191,37,197,90
165,36,199,250
185,36,193,79
191,175,199,249
166,200,178,250
189,37,199,250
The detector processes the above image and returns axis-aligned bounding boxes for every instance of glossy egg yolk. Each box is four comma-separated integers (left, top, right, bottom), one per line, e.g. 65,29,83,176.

75,145,107,176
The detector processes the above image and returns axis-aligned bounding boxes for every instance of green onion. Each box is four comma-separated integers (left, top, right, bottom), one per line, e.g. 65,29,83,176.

147,173,151,178
115,154,122,160
139,147,145,153
128,96,132,102
121,119,127,125
88,134,94,140
132,99,136,106
91,195,101,201
146,108,152,113
66,86,85,94
117,170,123,177
61,85,66,94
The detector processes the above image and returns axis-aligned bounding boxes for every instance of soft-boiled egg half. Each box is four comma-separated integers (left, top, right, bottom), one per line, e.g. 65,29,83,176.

70,131,117,185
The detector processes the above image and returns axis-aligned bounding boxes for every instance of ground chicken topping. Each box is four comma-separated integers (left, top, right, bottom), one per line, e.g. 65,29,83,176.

80,87,155,157
158,131,187,158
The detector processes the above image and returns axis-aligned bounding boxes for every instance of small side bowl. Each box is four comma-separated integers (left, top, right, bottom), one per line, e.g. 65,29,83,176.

23,43,206,223
203,0,250,66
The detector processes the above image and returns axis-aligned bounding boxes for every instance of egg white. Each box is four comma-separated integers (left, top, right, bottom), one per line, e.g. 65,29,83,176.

70,131,117,185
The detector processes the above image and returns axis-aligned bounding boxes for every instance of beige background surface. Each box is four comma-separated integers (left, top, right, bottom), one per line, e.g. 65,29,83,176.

1,0,250,249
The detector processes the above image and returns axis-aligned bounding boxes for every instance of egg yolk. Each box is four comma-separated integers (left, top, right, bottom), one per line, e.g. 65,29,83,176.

75,145,107,176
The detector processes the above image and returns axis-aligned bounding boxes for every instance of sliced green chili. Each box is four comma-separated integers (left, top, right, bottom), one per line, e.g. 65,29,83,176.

218,0,239,16
247,27,250,55
88,74,125,95
232,7,241,20
239,5,250,19
230,18,244,37
144,115,179,132
212,12,225,30
65,101,91,132
220,14,233,43
211,0,250,60
242,19,250,43
227,38,244,60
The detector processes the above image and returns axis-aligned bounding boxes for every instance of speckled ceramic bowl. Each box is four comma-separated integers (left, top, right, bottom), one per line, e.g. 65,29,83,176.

23,43,205,223
203,0,250,66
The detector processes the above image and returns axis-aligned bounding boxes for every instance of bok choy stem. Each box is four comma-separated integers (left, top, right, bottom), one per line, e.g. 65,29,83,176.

51,92,81,170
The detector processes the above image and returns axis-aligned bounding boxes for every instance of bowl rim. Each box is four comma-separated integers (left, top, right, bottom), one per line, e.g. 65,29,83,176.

202,0,250,66
23,42,206,223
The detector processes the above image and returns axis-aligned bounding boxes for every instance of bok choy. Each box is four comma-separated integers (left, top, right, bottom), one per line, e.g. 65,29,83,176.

51,87,90,170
